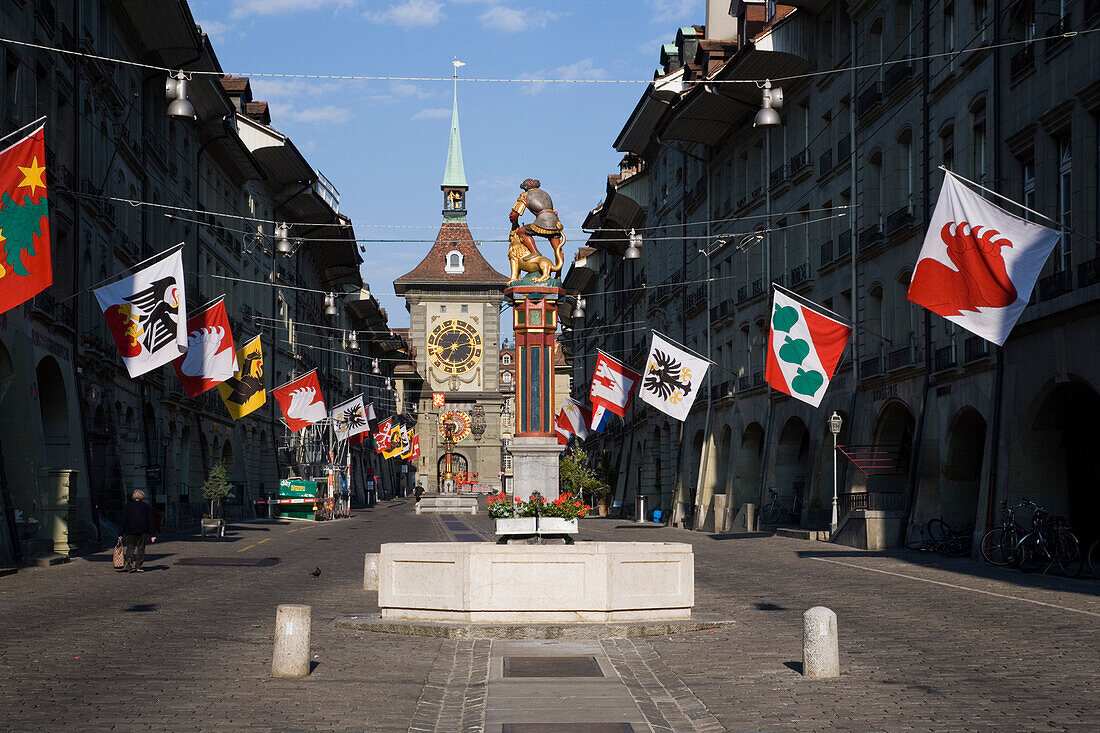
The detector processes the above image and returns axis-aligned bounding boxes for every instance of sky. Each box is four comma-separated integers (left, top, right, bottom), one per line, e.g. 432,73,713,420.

188,0,705,338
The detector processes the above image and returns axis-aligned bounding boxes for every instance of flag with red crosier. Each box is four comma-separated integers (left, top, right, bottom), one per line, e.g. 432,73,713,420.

0,125,52,315
272,370,327,432
907,172,1060,346
172,297,237,397
374,417,394,454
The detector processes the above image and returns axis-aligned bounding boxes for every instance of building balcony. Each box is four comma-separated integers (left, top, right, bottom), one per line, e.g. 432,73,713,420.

1038,269,1073,301
1076,256,1100,289
789,262,811,286
934,345,956,372
751,278,764,297
963,336,990,364
737,285,749,303
887,344,915,371
1010,44,1035,81
737,195,748,210
837,136,851,162
1045,14,1072,56
788,148,810,178
860,354,883,378
769,164,787,189
819,239,833,268
884,62,914,94
738,374,750,391
858,223,884,252
818,149,833,177
837,229,852,257
857,82,883,119
752,370,764,387
886,205,915,236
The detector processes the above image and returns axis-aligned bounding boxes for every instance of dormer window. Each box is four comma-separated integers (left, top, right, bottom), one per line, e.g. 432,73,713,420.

502,353,512,365
445,250,465,274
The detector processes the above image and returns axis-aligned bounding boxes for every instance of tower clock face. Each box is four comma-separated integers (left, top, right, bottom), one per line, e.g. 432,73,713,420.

427,319,483,375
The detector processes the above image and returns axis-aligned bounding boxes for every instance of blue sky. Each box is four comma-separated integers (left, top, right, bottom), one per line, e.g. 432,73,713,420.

188,0,704,334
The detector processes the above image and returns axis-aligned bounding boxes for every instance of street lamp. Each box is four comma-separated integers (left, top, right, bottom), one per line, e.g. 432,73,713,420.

347,330,359,352
274,222,292,254
829,411,843,533
753,79,783,128
623,228,642,259
165,71,197,121
572,297,586,320
324,292,338,316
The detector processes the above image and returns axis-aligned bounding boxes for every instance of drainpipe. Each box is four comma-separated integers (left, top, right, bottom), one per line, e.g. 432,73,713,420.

756,127,776,516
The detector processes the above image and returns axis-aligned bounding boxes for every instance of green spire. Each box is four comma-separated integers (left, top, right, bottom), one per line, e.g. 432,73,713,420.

442,77,467,190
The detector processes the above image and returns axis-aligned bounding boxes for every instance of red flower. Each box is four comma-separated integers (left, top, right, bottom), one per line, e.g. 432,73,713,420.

574,502,581,508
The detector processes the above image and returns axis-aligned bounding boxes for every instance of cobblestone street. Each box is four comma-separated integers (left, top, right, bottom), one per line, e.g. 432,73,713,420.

1,499,1098,731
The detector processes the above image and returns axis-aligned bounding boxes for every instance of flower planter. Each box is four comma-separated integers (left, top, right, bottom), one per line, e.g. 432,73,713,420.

200,518,225,538
494,517,578,536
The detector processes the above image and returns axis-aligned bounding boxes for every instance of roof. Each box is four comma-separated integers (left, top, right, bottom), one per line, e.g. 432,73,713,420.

393,221,508,295
442,84,467,190
244,101,271,125
220,76,250,94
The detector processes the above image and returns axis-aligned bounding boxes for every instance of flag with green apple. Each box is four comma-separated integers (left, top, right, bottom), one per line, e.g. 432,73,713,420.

765,287,851,408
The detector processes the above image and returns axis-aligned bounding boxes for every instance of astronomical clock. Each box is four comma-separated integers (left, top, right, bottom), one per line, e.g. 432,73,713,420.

427,319,483,376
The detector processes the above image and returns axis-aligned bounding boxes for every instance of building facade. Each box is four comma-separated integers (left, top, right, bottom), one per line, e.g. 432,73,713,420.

564,0,1100,551
394,87,508,490
0,1,405,565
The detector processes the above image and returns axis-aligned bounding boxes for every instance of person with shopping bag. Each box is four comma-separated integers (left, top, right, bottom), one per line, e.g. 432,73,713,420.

117,490,156,573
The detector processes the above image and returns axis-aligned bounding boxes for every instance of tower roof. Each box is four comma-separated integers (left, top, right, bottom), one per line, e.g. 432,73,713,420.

441,80,467,190
393,221,507,295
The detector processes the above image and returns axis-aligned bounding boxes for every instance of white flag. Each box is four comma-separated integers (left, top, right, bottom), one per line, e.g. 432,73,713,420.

329,395,370,442
95,247,187,378
638,332,710,422
907,172,1060,345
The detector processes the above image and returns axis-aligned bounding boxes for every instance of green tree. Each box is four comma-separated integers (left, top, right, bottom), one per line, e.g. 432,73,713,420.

560,448,608,506
200,461,234,517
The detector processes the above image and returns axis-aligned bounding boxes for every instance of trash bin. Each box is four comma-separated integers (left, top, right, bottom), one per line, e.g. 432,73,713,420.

634,495,648,524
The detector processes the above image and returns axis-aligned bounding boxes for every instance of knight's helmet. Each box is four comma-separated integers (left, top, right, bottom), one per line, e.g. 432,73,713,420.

520,179,561,234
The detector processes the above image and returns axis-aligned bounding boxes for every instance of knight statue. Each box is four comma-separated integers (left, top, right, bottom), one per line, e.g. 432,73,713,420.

508,178,566,283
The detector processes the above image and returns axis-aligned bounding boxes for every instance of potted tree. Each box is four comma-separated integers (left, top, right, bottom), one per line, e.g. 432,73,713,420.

200,462,233,538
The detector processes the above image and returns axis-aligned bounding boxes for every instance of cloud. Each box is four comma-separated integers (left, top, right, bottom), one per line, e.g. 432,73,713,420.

365,0,445,27
277,105,352,125
196,19,233,43
518,58,607,95
230,0,354,19
411,107,452,120
478,6,556,32
390,81,435,100
649,0,701,24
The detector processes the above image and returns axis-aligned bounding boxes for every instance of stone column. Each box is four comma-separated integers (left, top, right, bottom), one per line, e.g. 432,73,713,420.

39,469,77,556
271,604,311,678
507,282,563,501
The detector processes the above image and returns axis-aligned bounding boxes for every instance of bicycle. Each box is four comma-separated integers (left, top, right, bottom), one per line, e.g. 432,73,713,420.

759,487,803,526
1087,538,1100,579
979,499,1026,566
1012,499,1081,577
906,518,973,557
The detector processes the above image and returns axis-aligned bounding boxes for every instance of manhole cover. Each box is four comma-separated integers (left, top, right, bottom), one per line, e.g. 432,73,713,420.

175,557,278,567
501,725,633,732
503,656,603,678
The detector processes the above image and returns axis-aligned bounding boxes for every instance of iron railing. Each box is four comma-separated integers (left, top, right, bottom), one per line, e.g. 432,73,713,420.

887,345,913,371
790,262,811,286
838,491,907,517
963,336,989,363
884,62,913,93
819,239,834,267
886,205,915,235
1038,269,1073,301
934,345,956,372
789,148,810,176
1010,43,1035,80
858,223,884,251
860,354,882,377
1045,14,1072,55
1076,257,1100,289
769,164,787,188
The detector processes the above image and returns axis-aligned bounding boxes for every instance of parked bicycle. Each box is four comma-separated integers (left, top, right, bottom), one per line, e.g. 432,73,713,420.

1087,538,1100,579
1012,499,1081,577
979,499,1026,566
906,518,973,557
759,487,803,526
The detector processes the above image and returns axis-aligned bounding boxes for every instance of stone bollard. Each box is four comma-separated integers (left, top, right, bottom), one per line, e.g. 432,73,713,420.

271,604,311,678
802,606,840,678
363,552,380,591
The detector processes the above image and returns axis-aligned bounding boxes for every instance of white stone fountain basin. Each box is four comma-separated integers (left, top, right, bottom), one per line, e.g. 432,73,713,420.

377,541,694,623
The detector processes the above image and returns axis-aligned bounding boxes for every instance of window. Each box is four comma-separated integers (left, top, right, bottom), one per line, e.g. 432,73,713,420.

440,305,447,313
461,304,468,313
1022,159,1035,222
941,125,955,171
972,106,987,182
1057,135,1072,271
502,371,512,385
445,250,465,274
501,353,512,365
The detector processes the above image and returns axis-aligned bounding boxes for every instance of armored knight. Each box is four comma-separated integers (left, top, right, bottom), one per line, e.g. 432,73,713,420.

507,179,566,283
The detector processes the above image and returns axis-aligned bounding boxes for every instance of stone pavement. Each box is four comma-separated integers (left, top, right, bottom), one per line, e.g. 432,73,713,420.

1,498,1098,731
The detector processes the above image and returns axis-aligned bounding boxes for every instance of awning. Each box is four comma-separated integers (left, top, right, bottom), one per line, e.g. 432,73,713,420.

614,68,686,154
660,84,752,145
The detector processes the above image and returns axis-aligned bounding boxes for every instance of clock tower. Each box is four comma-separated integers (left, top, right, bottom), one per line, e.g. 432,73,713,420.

394,80,509,491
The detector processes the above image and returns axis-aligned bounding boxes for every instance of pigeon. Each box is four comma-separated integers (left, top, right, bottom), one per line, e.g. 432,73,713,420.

310,567,321,578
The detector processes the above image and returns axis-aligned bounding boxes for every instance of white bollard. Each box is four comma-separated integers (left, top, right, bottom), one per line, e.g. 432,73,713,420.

363,552,380,591
802,606,840,678
271,604,311,678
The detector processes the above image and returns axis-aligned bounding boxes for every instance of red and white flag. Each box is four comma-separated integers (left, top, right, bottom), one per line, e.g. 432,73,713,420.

172,297,237,397
0,125,52,315
555,398,591,445
907,172,1060,346
765,287,851,408
407,433,421,461
374,417,394,454
589,350,640,427
272,369,326,432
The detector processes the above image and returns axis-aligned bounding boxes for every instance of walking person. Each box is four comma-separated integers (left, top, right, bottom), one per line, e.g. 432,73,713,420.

118,490,156,573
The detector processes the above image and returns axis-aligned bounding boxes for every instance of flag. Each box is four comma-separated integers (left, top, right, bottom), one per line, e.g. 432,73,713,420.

555,398,591,445
638,332,710,421
374,417,394,454
589,350,640,426
329,395,370,442
172,297,237,397
216,335,266,419
365,402,377,424
94,246,187,378
273,369,326,432
0,125,51,314
907,171,1061,345
408,433,421,461
432,392,446,408
589,405,613,434
400,428,415,459
765,287,852,408
382,423,405,459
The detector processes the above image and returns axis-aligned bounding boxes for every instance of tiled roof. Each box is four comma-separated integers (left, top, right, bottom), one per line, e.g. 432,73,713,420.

220,76,250,94
244,101,270,124
394,221,508,293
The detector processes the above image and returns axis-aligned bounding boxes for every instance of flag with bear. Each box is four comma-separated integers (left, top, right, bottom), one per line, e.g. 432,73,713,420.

272,369,327,432
217,335,266,420
0,124,52,315
94,245,187,378
172,296,237,397
906,170,1061,346
765,285,851,408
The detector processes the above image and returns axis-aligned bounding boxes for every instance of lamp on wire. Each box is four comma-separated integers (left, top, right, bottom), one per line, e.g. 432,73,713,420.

372,358,381,375
324,292,338,316
753,79,783,128
573,297,586,319
362,282,371,299
347,330,359,352
165,71,197,121
274,222,292,254
623,228,642,259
